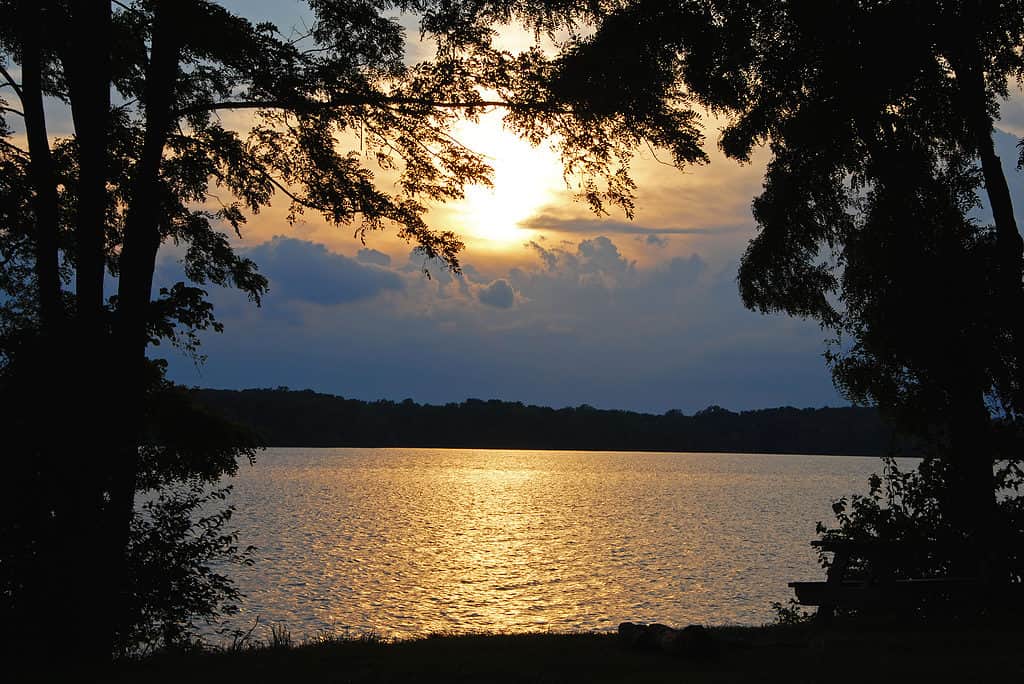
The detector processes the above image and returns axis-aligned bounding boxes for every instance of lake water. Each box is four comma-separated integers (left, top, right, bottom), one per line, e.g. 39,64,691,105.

220,448,894,638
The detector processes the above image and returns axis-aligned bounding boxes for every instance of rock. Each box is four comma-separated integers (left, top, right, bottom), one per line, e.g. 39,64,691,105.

618,621,717,659
617,622,645,647
677,624,717,660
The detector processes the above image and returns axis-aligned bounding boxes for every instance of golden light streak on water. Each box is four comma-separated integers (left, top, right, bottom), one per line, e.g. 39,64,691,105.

216,448,896,640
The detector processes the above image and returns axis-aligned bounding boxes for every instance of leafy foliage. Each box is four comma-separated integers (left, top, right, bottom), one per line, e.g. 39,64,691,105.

120,481,254,657
817,454,1024,611
122,379,260,655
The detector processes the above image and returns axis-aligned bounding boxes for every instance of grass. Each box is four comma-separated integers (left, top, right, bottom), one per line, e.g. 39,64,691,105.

28,622,1024,683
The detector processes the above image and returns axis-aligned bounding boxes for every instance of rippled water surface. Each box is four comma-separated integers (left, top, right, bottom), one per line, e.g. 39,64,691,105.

221,448,890,637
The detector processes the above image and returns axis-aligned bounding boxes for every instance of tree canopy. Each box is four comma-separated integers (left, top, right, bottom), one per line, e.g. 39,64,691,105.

676,0,1024,573
0,0,710,662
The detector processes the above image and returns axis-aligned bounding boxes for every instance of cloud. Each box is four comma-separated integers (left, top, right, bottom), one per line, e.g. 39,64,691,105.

653,254,707,287
578,236,632,276
356,248,392,267
521,236,635,292
526,241,558,270
477,279,516,308
246,236,403,306
165,233,842,413
645,234,670,248
524,214,748,236
997,100,1024,137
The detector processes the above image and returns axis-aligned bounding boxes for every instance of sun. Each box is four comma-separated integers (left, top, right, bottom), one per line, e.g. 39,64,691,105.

449,113,564,246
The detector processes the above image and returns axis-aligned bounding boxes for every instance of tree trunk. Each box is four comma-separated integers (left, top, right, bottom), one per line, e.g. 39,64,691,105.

950,51,1023,297
855,110,1002,577
63,0,111,329
943,379,1001,579
54,1,121,661
10,1,89,666
19,0,62,330
108,0,184,655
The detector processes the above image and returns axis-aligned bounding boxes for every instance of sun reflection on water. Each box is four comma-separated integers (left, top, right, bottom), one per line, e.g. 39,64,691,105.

219,448,889,640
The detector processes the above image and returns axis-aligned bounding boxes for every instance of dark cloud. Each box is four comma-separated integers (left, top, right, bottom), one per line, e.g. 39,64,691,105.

526,241,558,270
247,236,403,305
651,254,707,287
165,234,843,413
524,214,747,236
478,279,516,308
578,236,631,276
645,234,670,248
525,236,633,284
356,248,392,267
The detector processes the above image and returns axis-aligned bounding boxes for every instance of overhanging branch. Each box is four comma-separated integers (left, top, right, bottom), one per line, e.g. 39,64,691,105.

175,94,569,118
0,64,24,102
0,138,29,158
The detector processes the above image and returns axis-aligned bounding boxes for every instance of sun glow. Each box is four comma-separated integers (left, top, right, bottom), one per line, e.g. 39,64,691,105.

449,114,564,246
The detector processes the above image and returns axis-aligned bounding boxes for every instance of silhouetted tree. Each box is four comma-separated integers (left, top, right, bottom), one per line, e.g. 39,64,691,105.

678,1,1024,572
504,0,1024,570
0,0,706,663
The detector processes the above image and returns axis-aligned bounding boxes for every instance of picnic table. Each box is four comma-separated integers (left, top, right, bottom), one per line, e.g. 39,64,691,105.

788,539,1020,622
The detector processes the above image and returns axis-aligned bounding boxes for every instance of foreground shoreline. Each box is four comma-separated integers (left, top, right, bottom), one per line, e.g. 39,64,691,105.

36,624,1024,683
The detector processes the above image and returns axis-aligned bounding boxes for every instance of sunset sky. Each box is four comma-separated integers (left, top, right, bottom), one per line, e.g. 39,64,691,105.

151,1,1024,413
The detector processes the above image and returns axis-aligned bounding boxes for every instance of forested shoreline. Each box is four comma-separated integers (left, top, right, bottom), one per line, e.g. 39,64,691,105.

192,388,892,455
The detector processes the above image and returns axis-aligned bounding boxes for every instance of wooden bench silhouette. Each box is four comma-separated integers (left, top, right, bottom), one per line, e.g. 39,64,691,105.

789,539,1020,622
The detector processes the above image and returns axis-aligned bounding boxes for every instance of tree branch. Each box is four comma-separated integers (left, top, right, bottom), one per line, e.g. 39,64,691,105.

0,138,29,158
175,94,569,117
0,64,24,102
1,105,26,117
253,166,322,213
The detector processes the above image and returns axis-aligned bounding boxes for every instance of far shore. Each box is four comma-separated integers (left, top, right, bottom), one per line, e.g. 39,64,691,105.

192,387,894,457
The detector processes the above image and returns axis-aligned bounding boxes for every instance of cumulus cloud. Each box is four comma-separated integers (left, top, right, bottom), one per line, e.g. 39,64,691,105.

524,214,747,236
653,254,707,287
247,236,403,305
477,279,516,309
356,248,392,267
166,233,842,413
522,236,634,291
526,241,558,270
578,236,632,276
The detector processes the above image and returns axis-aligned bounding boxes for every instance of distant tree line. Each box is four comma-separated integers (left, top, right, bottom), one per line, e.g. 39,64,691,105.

191,388,893,456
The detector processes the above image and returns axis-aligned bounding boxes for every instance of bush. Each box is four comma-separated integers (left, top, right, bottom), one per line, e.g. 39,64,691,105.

117,481,254,657
112,382,262,657
815,455,1024,619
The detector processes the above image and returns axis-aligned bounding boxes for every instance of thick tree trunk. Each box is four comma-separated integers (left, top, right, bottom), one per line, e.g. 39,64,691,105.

10,1,89,666
941,49,1021,581
54,1,120,661
855,111,1002,577
108,0,184,654
950,52,1024,299
19,1,62,330
943,380,1001,579
63,0,111,328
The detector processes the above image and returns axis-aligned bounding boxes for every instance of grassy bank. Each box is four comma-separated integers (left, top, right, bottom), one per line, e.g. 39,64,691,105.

35,623,1024,683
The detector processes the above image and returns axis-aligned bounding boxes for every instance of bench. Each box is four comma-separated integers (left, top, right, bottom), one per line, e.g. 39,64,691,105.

788,539,1020,622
